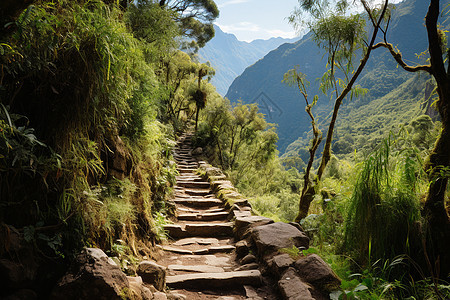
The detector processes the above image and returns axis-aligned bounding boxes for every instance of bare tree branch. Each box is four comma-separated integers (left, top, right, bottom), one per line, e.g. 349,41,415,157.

372,42,433,73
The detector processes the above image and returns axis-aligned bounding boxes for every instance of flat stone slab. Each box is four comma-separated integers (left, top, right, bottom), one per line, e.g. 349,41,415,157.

177,181,211,189
168,265,224,273
184,189,211,196
178,211,229,221
164,223,234,238
173,198,223,208
162,246,193,255
173,238,219,246
185,223,234,237
208,245,236,253
178,168,197,173
166,270,263,289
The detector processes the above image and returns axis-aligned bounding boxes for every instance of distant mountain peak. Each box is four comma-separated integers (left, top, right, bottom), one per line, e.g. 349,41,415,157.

197,25,300,95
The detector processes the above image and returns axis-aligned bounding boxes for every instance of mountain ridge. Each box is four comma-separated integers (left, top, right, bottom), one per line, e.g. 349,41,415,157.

197,25,299,95
225,0,433,153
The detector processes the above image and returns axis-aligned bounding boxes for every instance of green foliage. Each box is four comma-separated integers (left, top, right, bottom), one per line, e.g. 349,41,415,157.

344,136,422,264
0,0,181,260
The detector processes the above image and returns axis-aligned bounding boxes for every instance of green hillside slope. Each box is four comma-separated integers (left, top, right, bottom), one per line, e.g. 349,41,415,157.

226,0,432,153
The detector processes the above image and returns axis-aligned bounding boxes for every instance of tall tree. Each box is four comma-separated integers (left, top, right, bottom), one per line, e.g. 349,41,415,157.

159,0,219,48
371,0,450,276
289,0,389,221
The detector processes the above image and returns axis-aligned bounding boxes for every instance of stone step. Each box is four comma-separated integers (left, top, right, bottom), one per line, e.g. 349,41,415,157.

168,265,224,273
177,181,210,188
177,207,227,214
177,211,229,221
164,223,233,238
175,160,198,166
185,223,233,237
177,168,197,174
175,176,204,182
184,189,211,196
173,198,222,208
162,245,235,255
166,270,262,289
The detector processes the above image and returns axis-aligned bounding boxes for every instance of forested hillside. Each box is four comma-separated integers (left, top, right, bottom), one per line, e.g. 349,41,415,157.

226,0,432,153
197,25,298,95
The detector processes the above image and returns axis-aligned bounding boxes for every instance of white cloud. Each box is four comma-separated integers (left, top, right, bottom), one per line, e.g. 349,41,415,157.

218,0,250,9
218,22,261,33
217,23,297,41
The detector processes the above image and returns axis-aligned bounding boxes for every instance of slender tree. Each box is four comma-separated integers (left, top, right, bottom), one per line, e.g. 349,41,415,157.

289,0,390,221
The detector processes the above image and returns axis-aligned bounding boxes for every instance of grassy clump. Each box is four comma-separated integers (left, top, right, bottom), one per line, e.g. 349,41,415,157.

344,137,421,264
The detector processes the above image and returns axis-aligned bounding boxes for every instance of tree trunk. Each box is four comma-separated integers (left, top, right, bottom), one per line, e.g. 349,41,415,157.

423,0,450,277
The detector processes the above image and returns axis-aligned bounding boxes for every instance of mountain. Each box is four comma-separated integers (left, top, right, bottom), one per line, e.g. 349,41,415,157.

225,0,433,154
197,25,299,95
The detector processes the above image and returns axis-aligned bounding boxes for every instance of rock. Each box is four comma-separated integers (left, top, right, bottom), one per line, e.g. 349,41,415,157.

244,285,264,300
278,268,314,300
235,240,249,258
167,292,187,300
166,270,263,289
2,289,37,300
204,166,224,177
137,261,167,291
153,291,168,300
191,147,203,156
168,265,224,273
251,222,310,260
128,276,152,300
141,287,153,300
235,263,259,271
294,254,341,292
184,223,234,237
240,254,257,265
269,254,294,278
234,216,274,240
86,248,118,267
50,248,129,300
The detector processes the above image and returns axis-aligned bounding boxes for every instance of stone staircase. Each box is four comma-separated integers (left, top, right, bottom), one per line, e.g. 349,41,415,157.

158,133,268,299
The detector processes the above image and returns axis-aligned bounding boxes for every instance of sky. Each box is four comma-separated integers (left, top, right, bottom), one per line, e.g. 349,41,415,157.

214,0,404,42
214,0,299,42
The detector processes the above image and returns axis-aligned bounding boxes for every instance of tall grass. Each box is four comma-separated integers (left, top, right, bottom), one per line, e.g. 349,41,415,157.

344,136,421,265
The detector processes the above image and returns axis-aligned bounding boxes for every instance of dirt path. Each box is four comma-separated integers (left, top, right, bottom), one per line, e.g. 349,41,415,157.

156,133,278,299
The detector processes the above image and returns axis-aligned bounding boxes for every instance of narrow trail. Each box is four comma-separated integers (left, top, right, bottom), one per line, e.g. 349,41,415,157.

157,132,277,299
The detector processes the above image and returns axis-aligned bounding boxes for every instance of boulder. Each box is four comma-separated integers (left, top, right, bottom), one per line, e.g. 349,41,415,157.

251,222,309,260
240,254,257,265
269,254,294,278
127,276,153,300
278,268,314,300
153,292,168,300
234,216,274,240
137,260,167,291
235,240,249,258
294,254,341,292
50,248,129,300
191,147,203,156
235,263,259,271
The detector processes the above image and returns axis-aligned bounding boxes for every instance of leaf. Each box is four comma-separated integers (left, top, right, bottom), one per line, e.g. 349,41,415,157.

353,283,369,292
23,226,35,243
329,290,343,300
